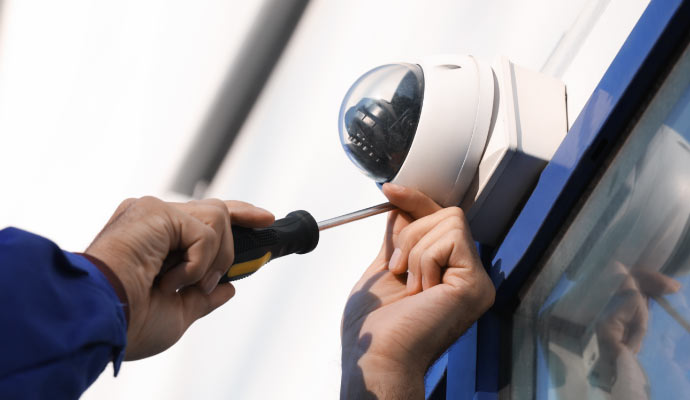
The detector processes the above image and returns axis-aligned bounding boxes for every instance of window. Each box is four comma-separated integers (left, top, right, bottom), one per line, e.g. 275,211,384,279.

511,44,690,399
453,1,690,399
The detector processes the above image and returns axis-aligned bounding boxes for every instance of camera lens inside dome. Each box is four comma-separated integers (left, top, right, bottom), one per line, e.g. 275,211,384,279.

339,63,424,182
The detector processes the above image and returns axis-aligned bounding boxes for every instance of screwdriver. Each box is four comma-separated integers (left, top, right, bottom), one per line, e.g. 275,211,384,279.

218,202,396,283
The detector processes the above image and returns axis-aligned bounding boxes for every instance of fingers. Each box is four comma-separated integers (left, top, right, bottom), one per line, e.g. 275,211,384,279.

398,218,452,291
388,207,467,275
374,183,441,275
387,207,475,294
224,200,275,227
388,207,484,295
213,200,274,290
382,183,442,220
158,206,220,293
386,205,484,297
412,222,459,291
185,199,236,295
159,198,274,294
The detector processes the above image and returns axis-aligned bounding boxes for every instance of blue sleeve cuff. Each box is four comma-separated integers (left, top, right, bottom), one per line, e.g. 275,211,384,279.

63,252,128,375
0,227,130,399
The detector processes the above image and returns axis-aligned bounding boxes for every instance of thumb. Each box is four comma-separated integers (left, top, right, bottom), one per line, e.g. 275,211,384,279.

382,183,441,220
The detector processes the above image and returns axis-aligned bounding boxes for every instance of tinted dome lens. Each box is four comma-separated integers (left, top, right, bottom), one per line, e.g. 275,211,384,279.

338,63,424,182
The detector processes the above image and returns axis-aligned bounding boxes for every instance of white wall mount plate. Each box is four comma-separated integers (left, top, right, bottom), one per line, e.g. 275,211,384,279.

461,57,568,245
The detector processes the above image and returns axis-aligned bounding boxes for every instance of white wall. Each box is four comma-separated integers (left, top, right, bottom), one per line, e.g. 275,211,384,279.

0,0,649,399
0,0,261,249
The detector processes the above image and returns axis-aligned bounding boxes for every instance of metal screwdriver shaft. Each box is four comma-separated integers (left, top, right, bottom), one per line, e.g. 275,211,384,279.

318,202,396,231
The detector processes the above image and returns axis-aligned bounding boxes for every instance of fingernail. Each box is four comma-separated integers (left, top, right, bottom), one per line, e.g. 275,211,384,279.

388,248,402,271
202,271,222,294
406,270,415,292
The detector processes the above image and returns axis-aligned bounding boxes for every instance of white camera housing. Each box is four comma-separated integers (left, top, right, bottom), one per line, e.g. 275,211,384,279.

389,55,495,207
339,55,567,245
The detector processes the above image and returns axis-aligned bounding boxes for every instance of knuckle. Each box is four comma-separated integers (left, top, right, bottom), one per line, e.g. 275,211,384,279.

121,196,166,220
211,204,229,223
447,207,466,225
138,195,160,203
136,195,163,210
117,198,136,211
472,274,496,312
205,198,228,211
199,205,227,231
111,198,137,220
198,200,230,225
448,206,465,218
187,199,203,207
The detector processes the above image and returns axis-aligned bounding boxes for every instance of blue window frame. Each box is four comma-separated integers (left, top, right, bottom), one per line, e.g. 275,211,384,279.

432,0,690,399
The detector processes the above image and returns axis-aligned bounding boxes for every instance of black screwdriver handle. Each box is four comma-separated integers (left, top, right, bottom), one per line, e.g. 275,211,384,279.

218,210,319,282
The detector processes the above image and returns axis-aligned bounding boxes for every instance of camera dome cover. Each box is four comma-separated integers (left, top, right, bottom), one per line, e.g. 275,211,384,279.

338,63,424,182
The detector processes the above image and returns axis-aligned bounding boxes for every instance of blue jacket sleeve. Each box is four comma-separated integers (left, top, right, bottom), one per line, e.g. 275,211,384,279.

0,228,127,400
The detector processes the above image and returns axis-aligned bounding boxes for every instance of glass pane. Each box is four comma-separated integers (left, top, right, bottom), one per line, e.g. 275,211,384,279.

511,45,690,399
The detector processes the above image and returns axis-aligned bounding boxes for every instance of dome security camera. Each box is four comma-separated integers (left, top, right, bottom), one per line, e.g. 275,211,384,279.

339,55,568,245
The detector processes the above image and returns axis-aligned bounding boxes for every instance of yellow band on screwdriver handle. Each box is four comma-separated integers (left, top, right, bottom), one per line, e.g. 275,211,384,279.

219,210,319,283
225,251,273,281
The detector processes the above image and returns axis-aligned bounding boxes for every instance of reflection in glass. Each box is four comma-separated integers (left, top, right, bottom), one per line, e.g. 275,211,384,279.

511,51,690,399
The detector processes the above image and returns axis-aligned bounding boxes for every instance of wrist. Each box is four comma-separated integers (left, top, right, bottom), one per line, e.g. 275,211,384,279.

84,242,147,332
78,252,130,327
341,352,425,399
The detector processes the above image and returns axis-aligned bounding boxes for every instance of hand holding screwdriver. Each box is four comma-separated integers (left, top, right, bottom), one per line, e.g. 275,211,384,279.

84,197,275,360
